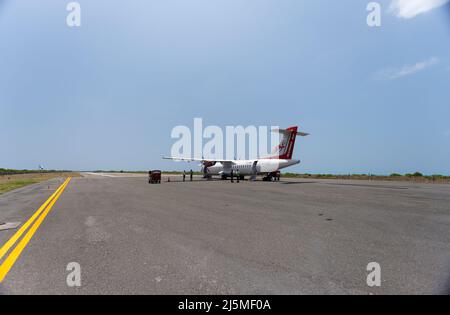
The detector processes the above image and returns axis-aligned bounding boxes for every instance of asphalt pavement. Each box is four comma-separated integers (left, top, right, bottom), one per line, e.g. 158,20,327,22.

0,173,449,294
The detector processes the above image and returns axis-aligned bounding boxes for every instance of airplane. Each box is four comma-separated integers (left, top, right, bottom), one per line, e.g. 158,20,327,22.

163,126,309,181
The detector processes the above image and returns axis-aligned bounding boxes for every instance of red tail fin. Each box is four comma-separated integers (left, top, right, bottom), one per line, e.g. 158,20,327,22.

267,126,308,160
277,126,298,159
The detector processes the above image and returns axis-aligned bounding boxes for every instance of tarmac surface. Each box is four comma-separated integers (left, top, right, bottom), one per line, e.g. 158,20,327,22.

0,173,449,294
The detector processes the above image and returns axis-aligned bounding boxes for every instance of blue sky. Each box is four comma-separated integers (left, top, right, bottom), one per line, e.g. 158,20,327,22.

1,0,449,174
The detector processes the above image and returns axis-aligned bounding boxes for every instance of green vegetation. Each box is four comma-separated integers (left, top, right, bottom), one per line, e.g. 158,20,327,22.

282,172,450,183
0,169,79,195
0,179,41,195
0,168,73,176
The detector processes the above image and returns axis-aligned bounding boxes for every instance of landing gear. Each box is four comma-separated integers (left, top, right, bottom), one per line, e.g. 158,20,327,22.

221,174,244,181
263,172,281,182
262,176,274,182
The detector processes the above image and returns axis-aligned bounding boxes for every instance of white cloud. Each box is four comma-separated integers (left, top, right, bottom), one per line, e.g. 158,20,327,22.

390,0,450,19
376,57,439,80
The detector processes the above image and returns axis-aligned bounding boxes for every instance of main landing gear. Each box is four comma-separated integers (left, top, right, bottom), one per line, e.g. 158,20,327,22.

262,171,281,182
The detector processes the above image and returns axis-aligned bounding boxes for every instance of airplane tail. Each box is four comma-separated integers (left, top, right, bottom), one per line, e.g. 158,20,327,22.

268,126,309,160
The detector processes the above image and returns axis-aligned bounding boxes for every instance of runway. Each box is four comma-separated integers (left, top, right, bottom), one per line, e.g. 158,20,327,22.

0,173,449,294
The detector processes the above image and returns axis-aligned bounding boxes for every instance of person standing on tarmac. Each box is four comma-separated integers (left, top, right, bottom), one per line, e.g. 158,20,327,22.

231,170,234,183
183,170,186,182
190,169,193,182
236,169,240,183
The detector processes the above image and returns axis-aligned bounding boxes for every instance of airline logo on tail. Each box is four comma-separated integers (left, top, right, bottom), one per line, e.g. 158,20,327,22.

268,126,309,160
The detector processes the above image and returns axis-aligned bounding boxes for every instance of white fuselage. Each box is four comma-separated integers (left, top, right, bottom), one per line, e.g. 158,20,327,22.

206,159,300,176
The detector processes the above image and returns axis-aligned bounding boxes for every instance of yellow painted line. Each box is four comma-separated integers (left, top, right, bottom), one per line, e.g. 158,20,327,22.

0,177,71,283
0,177,70,260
